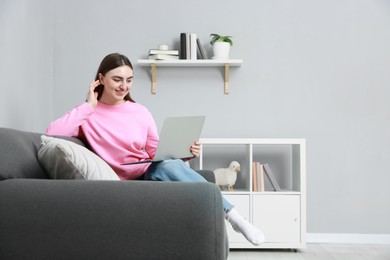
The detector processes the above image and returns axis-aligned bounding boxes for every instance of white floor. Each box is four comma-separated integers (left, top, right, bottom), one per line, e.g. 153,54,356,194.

227,244,390,260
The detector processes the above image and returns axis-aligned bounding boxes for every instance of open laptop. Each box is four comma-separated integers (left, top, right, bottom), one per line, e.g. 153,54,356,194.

121,116,205,165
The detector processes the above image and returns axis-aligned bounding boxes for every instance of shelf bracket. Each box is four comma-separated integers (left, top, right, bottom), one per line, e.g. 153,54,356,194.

224,64,230,95
151,63,157,94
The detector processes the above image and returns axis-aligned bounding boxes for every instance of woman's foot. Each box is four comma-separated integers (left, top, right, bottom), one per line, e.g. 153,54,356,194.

225,208,265,246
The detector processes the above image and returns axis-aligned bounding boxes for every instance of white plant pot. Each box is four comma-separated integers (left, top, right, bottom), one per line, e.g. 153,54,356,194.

212,42,230,60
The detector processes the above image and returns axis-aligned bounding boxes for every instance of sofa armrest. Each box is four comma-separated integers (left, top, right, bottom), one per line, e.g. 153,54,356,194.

0,179,228,260
196,170,215,183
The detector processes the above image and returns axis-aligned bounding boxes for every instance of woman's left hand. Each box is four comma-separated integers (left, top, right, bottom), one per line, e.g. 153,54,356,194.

190,141,201,158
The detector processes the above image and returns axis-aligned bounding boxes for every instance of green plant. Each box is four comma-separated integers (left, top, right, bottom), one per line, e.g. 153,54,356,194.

210,33,233,46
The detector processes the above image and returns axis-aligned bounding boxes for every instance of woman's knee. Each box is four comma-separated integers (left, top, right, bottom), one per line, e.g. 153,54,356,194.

146,159,183,180
147,159,206,182
157,159,185,170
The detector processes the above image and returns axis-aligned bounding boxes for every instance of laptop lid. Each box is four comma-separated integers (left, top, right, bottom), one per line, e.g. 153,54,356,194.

122,116,205,165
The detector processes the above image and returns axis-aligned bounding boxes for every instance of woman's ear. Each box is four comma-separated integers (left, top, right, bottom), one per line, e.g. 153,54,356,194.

98,73,104,85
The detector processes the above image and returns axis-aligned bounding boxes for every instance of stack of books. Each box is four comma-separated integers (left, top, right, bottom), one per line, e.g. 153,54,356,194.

180,32,207,60
252,162,281,192
148,48,179,60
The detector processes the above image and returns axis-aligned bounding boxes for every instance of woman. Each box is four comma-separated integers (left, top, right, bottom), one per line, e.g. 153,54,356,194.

46,53,264,246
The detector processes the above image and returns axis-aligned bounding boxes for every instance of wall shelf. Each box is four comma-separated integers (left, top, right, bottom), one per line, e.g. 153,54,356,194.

137,59,243,94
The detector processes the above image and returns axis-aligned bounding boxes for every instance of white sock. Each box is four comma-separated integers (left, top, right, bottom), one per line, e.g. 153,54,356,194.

226,208,265,246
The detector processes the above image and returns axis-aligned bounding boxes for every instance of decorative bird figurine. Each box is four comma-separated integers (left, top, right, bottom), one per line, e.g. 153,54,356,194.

213,161,241,191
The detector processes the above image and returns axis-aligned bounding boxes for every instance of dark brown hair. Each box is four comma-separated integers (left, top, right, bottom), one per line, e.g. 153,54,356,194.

94,53,135,102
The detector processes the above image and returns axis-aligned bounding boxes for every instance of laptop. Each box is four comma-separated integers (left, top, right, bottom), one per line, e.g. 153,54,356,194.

121,116,205,165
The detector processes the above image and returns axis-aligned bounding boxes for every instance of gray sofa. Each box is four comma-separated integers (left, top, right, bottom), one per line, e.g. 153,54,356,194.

0,127,228,260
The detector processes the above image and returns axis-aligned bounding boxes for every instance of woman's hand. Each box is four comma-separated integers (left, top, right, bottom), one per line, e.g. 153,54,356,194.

86,80,100,108
190,141,201,158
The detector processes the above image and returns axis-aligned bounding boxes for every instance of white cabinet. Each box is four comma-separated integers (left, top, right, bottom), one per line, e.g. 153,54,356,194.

193,138,306,249
252,194,300,243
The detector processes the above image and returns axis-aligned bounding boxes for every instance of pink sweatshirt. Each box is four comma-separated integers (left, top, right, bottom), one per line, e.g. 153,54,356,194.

46,101,159,180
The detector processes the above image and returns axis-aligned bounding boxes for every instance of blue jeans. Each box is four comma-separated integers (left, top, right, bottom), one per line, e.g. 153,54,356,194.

143,159,234,213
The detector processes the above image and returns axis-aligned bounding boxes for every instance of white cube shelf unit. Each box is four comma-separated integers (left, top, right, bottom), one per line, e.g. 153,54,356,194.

192,138,306,250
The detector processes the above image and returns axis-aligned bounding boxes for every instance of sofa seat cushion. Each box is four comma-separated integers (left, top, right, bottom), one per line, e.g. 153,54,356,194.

0,179,228,260
38,135,119,180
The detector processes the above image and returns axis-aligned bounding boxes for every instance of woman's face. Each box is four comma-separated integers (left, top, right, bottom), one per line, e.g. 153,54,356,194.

99,65,133,105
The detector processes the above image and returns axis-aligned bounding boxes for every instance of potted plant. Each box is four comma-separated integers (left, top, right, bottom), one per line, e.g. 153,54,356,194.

210,33,233,59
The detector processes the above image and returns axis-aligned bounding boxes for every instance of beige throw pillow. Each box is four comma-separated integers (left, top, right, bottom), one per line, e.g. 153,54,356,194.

38,135,119,180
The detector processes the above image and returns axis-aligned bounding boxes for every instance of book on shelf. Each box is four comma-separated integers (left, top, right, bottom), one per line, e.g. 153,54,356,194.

263,163,281,191
197,38,207,59
186,33,190,59
180,32,191,60
148,54,179,60
252,162,258,191
180,33,187,59
149,49,179,55
257,162,265,192
252,162,265,192
190,33,197,60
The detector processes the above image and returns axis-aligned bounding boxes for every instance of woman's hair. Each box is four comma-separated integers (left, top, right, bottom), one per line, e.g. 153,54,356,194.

94,53,135,102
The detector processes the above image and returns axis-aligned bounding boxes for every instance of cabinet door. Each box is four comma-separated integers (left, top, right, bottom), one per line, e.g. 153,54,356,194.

223,194,250,244
252,194,300,243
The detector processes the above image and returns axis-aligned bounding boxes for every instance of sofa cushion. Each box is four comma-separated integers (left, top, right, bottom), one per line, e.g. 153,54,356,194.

0,128,49,180
0,179,228,260
38,135,119,180
0,128,89,180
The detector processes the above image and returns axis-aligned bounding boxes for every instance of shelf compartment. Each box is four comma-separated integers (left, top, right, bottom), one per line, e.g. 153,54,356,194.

252,144,295,192
199,143,251,192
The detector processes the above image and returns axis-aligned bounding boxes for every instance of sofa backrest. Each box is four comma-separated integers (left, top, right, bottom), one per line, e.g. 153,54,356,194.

0,128,84,180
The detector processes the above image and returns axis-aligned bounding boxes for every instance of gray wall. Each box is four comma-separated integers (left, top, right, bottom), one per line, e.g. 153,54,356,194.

1,0,390,235
0,0,53,131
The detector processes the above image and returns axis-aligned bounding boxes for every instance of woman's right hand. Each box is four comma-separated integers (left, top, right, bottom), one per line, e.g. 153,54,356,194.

86,80,100,108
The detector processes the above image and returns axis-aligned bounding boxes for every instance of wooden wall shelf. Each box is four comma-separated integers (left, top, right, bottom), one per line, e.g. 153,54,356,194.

137,59,243,94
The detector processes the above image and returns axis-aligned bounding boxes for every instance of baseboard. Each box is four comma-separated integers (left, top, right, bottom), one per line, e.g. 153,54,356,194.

307,233,390,245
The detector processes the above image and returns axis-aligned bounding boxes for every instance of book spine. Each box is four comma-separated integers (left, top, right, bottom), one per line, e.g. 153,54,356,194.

180,33,187,59
258,162,265,192
186,33,190,60
197,38,206,59
190,33,197,60
196,41,202,59
252,162,258,191
263,163,281,191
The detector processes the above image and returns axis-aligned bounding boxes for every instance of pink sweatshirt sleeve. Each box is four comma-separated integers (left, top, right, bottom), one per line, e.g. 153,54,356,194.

46,102,95,137
144,116,159,160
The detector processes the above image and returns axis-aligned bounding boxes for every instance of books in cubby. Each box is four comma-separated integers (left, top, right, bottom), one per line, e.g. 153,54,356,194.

180,32,207,60
252,162,264,191
252,162,281,192
263,163,281,191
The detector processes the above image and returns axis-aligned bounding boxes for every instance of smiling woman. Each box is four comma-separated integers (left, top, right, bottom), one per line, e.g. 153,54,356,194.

45,52,265,246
